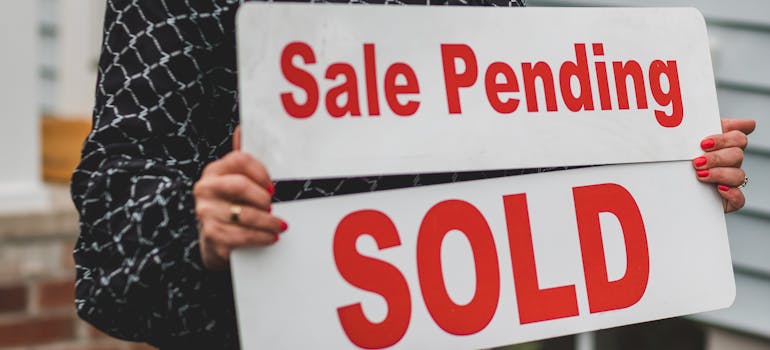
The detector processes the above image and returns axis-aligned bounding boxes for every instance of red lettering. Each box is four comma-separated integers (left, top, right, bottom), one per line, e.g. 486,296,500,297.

363,43,380,116
280,42,319,118
441,44,478,114
649,60,683,127
592,43,613,111
522,62,558,112
417,200,500,335
325,63,362,118
334,210,411,349
384,63,420,116
559,43,595,112
573,183,650,313
484,62,520,114
613,60,648,110
503,193,579,324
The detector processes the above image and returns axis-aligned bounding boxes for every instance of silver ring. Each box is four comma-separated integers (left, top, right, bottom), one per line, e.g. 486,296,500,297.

737,176,749,190
230,205,242,224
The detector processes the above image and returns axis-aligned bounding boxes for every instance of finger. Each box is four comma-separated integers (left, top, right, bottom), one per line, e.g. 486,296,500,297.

202,151,273,192
721,118,756,136
233,125,241,151
700,130,748,151
696,167,746,187
205,220,279,250
691,147,744,170
717,185,746,213
207,199,287,234
195,174,272,210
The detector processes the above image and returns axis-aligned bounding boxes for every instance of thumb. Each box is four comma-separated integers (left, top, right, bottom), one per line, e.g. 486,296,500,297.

721,118,756,135
233,125,241,150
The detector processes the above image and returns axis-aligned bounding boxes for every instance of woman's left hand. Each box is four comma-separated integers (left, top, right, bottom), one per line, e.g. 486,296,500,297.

693,118,756,213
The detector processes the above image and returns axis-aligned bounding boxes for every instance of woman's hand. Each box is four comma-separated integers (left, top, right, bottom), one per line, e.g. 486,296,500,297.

193,126,286,270
693,118,756,213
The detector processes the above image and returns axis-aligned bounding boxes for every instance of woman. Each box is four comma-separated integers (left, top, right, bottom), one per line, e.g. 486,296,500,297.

71,0,754,349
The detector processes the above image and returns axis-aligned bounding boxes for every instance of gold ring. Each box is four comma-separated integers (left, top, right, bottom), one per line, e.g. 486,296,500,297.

737,176,749,190
230,205,242,224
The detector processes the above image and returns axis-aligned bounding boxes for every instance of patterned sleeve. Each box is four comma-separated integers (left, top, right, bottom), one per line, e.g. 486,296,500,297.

71,0,241,347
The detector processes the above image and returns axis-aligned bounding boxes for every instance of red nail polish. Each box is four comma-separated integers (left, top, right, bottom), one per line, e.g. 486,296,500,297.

280,220,288,232
273,234,280,243
701,138,715,150
718,185,730,192
693,156,707,167
267,183,276,195
697,170,709,177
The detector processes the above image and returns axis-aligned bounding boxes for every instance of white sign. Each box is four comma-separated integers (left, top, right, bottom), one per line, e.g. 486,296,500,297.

237,5,721,180
232,161,734,349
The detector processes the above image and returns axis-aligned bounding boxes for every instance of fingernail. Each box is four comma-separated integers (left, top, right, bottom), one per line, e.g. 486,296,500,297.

701,138,715,150
279,220,288,232
718,184,730,192
694,156,707,167
273,234,280,243
268,205,272,213
267,183,275,195
697,170,709,177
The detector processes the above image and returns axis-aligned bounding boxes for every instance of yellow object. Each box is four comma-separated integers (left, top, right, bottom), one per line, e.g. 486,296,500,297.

41,117,91,183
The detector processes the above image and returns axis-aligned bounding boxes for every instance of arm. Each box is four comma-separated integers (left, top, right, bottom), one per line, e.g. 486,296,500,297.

71,0,244,345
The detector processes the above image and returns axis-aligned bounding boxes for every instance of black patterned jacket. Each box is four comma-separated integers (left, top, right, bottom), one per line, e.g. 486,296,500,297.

71,0,532,349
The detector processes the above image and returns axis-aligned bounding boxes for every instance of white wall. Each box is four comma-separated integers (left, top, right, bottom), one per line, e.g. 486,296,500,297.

51,0,104,117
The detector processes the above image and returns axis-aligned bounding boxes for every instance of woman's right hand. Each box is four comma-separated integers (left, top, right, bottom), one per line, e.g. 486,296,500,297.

193,127,286,270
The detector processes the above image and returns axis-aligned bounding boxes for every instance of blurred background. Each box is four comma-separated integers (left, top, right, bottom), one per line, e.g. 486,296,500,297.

0,0,766,349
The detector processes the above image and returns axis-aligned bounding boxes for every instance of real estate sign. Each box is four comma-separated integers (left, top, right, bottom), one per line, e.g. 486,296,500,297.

234,5,733,349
